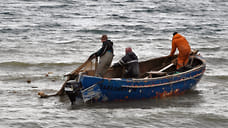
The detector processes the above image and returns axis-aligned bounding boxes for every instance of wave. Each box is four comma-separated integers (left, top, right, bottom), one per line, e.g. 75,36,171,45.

198,46,221,51
35,22,62,28
205,57,228,61
0,28,31,34
0,61,82,68
204,57,228,67
39,4,69,9
0,73,62,82
77,29,121,34
109,14,129,19
204,74,228,81
0,11,17,16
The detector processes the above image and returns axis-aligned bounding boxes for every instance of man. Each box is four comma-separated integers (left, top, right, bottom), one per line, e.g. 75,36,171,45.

169,32,191,70
89,35,114,77
112,47,139,78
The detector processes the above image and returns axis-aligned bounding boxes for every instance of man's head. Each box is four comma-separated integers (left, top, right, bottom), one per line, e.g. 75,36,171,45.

101,35,108,42
125,47,132,54
173,32,178,36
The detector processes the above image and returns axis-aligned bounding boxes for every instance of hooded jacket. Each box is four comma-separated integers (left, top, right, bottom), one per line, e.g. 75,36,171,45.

113,51,139,78
170,33,191,69
170,33,191,57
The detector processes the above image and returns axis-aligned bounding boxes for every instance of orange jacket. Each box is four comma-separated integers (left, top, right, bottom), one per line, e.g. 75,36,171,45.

170,33,191,69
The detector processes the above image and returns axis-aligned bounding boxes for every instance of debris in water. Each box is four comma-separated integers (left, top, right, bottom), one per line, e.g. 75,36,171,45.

27,80,31,83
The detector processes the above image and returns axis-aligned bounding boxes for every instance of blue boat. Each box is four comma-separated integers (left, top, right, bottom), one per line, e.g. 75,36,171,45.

65,52,206,104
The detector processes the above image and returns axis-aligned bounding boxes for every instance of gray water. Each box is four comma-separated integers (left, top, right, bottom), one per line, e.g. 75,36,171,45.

0,0,228,128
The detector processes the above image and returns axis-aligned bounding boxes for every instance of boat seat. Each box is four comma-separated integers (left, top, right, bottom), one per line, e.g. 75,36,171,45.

144,71,167,78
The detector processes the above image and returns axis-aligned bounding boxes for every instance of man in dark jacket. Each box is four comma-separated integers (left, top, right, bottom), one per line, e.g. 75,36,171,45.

89,35,114,77
112,47,139,78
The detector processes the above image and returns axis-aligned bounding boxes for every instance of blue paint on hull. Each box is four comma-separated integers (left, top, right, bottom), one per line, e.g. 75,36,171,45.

80,62,206,102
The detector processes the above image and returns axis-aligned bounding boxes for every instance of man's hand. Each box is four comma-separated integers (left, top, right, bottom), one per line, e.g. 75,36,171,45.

171,59,177,65
111,63,120,68
89,53,96,60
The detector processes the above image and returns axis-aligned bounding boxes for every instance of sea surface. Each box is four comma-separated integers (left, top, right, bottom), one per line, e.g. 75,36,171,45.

0,0,228,128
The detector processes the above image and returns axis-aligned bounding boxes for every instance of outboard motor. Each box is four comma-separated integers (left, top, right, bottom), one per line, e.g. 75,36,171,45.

65,80,81,105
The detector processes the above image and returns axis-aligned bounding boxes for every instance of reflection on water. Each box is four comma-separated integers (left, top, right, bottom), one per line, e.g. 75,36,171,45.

70,90,203,109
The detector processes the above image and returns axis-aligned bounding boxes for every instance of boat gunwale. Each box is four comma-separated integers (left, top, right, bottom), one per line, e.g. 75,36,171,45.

121,70,204,88
81,55,206,82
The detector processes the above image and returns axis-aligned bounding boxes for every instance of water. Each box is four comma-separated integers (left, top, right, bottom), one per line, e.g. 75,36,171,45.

0,0,228,127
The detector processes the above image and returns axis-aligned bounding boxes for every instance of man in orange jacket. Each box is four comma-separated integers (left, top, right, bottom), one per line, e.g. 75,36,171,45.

169,32,191,70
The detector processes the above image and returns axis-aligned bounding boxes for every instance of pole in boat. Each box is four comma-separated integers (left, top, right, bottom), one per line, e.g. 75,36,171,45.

38,57,94,98
159,63,174,72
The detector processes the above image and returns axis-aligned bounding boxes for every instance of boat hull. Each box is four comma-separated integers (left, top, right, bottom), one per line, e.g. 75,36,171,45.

65,54,206,104
79,64,205,102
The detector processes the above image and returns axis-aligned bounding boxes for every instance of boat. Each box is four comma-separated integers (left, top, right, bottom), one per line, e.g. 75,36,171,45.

64,51,206,104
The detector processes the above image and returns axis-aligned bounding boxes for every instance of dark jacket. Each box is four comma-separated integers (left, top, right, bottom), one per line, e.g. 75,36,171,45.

94,40,113,57
113,52,139,78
